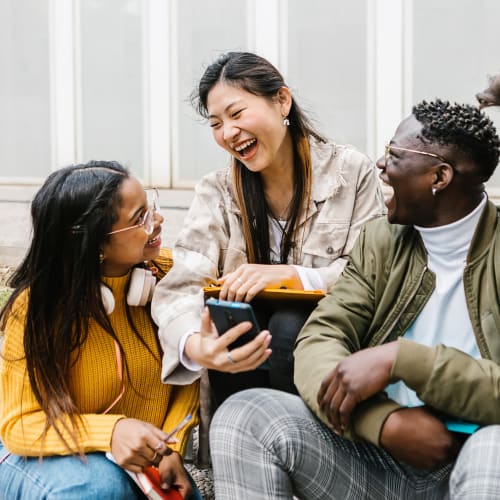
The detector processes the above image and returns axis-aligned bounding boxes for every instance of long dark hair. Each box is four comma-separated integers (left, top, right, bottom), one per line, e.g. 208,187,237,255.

193,51,326,263
1,161,134,454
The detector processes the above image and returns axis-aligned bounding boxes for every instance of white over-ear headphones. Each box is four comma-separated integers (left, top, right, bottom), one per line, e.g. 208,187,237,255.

101,268,156,315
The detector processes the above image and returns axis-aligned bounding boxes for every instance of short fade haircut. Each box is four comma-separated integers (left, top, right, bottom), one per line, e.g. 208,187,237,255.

413,99,500,182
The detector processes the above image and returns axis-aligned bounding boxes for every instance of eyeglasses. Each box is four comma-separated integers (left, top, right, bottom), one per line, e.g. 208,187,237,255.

108,188,160,236
385,144,452,169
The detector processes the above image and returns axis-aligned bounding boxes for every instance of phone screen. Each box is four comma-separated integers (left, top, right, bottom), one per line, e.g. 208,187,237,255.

206,297,261,348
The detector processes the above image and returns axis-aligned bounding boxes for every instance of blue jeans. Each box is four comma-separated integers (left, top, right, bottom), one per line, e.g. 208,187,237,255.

0,440,202,499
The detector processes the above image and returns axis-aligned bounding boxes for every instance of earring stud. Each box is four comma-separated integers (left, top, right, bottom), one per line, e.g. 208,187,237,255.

432,187,437,196
283,117,290,126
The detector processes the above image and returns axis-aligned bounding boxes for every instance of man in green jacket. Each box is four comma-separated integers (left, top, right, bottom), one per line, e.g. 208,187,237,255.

209,100,500,499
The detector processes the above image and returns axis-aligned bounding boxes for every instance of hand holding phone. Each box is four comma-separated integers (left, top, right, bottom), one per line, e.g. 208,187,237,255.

205,297,261,349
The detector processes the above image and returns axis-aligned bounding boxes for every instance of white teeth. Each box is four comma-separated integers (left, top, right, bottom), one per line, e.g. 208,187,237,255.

148,236,158,244
234,139,256,152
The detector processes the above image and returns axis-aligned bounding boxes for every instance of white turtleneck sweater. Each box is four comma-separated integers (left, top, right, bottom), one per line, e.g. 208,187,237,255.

386,195,486,407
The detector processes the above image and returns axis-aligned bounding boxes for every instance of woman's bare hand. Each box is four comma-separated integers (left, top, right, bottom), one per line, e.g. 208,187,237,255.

110,418,176,472
219,264,302,302
157,452,192,498
185,307,272,372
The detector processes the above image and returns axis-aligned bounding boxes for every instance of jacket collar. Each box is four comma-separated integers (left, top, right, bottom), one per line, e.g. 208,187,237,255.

467,198,498,263
299,138,347,226
309,137,346,203
407,197,496,265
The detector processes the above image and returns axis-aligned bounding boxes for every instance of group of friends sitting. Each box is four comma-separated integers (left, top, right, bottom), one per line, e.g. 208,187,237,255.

1,52,500,499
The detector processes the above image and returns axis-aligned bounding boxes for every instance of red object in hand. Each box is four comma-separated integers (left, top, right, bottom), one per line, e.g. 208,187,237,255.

141,466,183,500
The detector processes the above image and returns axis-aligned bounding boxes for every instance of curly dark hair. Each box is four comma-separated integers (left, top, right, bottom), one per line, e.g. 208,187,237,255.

413,99,500,182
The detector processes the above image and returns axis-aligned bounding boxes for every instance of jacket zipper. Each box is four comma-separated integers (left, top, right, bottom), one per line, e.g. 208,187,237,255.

376,265,428,346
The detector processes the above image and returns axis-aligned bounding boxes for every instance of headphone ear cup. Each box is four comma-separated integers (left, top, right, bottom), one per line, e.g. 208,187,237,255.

101,284,115,315
127,268,156,307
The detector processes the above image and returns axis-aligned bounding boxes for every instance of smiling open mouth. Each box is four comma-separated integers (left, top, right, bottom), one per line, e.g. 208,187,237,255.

234,138,257,157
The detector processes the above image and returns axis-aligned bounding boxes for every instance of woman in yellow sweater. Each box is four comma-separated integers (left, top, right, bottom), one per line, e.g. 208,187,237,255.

0,162,201,499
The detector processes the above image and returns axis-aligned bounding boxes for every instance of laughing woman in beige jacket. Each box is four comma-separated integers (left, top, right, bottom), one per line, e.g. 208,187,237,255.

152,52,385,406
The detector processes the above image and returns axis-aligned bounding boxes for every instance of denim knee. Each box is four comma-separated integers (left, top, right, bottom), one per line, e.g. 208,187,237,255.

0,448,139,500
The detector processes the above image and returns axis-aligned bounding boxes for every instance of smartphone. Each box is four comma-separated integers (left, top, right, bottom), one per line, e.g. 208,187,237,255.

205,297,261,348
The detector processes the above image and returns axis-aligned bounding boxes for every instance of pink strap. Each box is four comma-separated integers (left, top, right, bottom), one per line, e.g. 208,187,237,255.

102,340,125,414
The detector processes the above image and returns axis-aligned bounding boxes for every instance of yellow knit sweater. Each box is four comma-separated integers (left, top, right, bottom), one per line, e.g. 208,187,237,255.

0,249,199,457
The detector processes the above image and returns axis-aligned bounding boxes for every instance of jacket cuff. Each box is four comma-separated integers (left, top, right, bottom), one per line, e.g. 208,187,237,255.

391,338,435,392
159,311,203,385
351,396,401,446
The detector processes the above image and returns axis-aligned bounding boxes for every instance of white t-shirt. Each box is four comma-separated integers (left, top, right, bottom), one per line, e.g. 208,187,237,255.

269,216,325,290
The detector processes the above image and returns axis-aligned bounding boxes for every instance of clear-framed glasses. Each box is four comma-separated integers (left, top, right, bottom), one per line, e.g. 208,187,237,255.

108,188,160,236
384,144,453,169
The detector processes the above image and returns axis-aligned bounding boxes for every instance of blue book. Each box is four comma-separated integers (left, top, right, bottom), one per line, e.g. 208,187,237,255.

443,420,480,434
403,403,480,435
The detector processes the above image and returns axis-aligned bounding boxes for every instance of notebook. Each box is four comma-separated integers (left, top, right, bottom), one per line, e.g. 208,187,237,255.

443,420,480,434
106,453,182,500
203,285,325,302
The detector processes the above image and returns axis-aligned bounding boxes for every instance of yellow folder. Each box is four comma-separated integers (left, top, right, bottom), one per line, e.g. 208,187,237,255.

203,285,325,303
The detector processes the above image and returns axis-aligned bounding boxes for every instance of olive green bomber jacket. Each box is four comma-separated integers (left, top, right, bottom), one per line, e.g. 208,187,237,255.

294,200,500,448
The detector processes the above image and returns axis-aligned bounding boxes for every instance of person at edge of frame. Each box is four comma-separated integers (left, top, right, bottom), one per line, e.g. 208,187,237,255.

0,162,201,499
